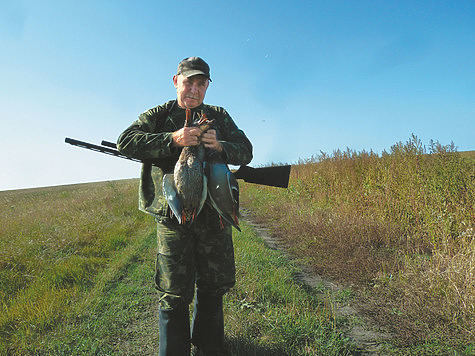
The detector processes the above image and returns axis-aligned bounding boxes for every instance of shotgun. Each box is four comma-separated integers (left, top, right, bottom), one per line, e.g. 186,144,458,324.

65,137,291,188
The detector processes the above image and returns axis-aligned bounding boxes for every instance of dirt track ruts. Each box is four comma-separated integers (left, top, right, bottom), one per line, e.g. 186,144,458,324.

241,210,392,355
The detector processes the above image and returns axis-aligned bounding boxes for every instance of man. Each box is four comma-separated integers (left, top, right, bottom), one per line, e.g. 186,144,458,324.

117,57,253,355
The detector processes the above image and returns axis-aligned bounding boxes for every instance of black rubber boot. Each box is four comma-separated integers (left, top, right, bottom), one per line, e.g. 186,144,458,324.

191,291,225,355
158,305,191,356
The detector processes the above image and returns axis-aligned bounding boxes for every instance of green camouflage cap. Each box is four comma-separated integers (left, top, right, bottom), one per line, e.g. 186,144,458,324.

177,56,212,81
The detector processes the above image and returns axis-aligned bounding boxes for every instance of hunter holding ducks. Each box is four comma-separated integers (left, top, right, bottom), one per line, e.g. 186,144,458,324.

117,56,253,355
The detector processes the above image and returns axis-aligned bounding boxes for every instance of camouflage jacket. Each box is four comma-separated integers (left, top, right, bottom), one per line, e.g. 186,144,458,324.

117,100,253,218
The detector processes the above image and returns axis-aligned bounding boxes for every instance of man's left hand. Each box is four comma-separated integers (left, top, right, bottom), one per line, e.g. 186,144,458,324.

202,129,223,152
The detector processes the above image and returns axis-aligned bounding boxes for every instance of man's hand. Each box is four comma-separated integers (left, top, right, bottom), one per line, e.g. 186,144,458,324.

172,127,202,147
202,129,223,152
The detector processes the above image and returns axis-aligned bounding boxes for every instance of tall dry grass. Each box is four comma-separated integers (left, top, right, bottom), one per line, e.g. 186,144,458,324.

240,135,474,348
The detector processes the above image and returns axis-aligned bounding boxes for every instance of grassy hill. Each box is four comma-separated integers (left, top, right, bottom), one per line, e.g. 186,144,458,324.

1,136,473,355
460,149,475,163
240,136,474,354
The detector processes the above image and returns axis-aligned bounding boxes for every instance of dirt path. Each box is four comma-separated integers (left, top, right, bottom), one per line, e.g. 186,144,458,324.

241,210,392,355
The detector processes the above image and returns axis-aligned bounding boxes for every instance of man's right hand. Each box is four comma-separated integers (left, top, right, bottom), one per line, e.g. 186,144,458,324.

172,127,202,147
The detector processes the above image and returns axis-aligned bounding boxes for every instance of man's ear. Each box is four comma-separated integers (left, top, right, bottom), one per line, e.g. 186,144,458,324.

172,75,178,88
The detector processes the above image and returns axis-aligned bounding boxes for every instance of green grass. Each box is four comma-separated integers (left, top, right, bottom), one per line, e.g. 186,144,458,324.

0,180,353,355
31,226,159,355
0,180,154,355
225,223,353,355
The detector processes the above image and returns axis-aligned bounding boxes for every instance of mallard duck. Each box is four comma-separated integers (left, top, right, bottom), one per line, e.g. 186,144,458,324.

163,109,213,224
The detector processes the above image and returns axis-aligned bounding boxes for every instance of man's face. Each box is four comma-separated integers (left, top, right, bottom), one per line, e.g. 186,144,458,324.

173,74,209,109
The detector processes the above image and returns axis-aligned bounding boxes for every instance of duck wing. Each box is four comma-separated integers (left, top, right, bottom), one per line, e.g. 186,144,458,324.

162,173,183,224
197,169,208,219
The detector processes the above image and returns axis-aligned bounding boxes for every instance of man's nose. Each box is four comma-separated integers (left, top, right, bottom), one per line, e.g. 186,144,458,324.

189,83,198,93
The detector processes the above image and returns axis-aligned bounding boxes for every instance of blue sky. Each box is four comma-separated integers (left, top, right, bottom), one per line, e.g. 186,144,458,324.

1,0,473,191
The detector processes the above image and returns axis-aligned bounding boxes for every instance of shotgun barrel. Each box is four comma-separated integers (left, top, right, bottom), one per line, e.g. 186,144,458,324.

65,138,140,162
65,137,291,188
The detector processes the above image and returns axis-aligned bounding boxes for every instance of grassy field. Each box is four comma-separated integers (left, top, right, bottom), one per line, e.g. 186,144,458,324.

0,180,153,354
0,180,353,355
1,136,473,355
240,136,474,355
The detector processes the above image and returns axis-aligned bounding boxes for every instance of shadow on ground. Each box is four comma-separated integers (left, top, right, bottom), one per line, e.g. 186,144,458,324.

225,336,288,356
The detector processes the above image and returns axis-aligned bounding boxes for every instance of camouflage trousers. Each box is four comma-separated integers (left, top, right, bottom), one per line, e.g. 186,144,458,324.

155,206,236,310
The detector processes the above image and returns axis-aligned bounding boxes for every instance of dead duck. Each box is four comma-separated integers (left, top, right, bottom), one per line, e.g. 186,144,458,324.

162,109,213,224
205,151,241,231
162,108,241,230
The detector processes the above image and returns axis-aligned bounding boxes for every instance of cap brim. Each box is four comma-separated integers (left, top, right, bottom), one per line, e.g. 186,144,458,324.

181,70,212,81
